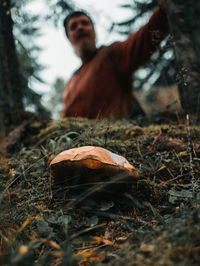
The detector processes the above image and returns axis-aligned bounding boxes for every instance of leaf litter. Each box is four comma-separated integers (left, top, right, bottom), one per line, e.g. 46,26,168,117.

0,116,200,265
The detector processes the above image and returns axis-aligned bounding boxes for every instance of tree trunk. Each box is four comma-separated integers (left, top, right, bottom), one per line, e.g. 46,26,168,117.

0,0,24,127
166,0,200,118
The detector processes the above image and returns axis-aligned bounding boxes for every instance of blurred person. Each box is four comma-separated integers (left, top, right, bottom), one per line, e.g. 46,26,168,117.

62,0,168,119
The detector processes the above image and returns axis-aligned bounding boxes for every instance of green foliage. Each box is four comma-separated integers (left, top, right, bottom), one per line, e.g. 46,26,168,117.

11,1,48,118
44,0,74,26
10,0,74,119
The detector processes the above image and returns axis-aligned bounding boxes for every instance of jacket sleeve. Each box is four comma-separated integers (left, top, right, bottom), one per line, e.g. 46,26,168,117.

109,7,169,75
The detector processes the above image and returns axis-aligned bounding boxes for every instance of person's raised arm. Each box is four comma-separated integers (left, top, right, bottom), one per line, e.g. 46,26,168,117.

109,1,169,74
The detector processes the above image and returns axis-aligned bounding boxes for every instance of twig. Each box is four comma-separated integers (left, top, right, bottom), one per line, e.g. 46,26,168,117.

49,174,53,200
174,151,183,176
186,114,195,193
21,162,32,197
152,128,162,146
136,141,143,158
166,167,175,179
162,174,184,185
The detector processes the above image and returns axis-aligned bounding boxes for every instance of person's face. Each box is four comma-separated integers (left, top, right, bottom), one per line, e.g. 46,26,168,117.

67,15,96,58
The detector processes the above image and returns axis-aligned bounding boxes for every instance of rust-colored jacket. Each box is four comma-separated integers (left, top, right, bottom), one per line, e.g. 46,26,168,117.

62,7,169,119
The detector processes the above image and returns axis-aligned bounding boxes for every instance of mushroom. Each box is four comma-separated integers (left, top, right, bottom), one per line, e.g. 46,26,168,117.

50,146,139,186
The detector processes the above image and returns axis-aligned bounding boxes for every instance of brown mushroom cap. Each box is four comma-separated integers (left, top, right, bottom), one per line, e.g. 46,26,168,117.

50,146,139,184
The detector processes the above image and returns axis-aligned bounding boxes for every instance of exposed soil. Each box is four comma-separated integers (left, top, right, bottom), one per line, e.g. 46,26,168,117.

0,114,200,265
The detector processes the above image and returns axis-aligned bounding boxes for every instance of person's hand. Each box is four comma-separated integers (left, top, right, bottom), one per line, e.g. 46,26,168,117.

159,0,166,10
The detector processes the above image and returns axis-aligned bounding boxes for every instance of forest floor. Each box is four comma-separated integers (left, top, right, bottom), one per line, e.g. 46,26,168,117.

0,113,200,265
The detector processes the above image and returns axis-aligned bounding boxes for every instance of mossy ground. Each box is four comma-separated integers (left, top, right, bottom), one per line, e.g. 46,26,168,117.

0,115,200,265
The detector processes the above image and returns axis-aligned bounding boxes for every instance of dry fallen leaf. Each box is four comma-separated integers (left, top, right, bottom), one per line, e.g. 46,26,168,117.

91,236,114,246
140,243,157,253
50,146,139,184
18,215,33,233
19,245,28,255
75,249,106,265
